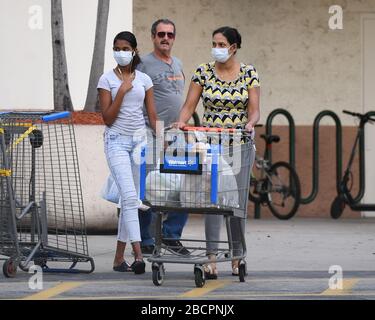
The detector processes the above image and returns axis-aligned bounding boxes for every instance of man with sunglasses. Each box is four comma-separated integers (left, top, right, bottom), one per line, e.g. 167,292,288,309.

136,19,189,256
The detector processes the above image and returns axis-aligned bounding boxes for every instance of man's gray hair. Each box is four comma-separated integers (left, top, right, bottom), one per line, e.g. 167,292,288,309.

151,19,176,36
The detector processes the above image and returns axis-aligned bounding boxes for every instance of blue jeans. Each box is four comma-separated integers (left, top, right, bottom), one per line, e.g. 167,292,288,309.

139,210,188,246
139,133,188,246
104,129,146,243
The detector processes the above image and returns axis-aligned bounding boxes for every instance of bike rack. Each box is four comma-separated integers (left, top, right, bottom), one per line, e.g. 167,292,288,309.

252,108,368,218
301,110,343,204
265,108,296,167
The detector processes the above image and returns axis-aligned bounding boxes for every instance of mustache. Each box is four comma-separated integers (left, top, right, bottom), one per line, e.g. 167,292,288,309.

160,41,169,44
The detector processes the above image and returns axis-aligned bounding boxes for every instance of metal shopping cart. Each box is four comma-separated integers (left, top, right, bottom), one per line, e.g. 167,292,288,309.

140,127,254,287
0,111,94,278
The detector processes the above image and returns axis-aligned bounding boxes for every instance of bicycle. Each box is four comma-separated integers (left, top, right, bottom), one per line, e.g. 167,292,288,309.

248,130,301,220
330,110,375,219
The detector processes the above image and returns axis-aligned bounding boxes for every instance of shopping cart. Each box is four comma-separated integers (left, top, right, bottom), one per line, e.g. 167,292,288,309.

140,126,254,287
0,111,94,278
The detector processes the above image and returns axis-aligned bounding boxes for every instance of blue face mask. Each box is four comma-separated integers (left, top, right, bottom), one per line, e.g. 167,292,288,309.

113,50,134,66
211,47,232,63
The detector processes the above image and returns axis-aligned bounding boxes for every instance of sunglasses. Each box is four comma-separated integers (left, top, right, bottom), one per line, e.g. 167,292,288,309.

156,31,175,39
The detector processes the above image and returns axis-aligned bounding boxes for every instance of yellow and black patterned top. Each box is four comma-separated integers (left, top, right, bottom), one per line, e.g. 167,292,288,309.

192,62,260,129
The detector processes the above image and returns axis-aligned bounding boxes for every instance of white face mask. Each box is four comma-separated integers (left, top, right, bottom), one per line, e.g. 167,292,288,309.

113,50,134,66
211,47,232,63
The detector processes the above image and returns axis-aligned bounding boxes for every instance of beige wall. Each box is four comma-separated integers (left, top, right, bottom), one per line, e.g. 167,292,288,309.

74,126,118,232
0,0,132,110
134,0,375,125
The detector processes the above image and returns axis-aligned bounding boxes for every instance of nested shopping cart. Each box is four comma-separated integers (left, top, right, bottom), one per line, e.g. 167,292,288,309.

140,127,254,287
0,111,94,278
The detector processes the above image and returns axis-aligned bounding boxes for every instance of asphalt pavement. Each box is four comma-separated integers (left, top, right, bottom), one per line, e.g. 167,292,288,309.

1,217,375,300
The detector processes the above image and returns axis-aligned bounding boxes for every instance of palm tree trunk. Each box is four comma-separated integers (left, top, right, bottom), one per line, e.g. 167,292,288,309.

51,0,73,111
84,0,110,112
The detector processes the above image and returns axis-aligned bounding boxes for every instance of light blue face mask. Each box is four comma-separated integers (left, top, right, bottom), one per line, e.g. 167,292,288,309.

113,50,134,66
211,47,232,63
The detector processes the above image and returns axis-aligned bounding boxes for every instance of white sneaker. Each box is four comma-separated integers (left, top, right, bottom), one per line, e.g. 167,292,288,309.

117,200,150,212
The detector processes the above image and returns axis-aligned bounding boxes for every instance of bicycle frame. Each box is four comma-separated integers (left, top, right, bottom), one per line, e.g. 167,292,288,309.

251,138,275,200
339,111,375,211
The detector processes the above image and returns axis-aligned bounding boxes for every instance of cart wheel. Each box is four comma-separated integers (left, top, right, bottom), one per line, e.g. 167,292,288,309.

194,266,205,288
3,259,17,278
152,263,165,286
330,195,346,219
29,129,43,148
238,261,246,283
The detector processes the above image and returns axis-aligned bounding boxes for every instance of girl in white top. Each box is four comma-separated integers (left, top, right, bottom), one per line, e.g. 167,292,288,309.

98,31,157,274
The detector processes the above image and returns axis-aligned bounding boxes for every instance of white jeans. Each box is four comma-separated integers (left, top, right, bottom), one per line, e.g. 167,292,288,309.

104,129,146,243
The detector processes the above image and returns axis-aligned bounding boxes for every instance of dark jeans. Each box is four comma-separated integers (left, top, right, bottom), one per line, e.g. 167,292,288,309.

139,209,188,246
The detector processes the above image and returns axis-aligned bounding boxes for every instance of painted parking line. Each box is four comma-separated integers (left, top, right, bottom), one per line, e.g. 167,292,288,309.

206,291,375,298
179,280,231,298
53,291,375,300
320,278,358,296
22,282,83,300
54,295,177,300
7,276,372,300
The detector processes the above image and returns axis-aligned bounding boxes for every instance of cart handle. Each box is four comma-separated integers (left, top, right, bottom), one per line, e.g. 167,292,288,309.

42,111,71,122
182,126,239,133
0,111,71,122
182,126,255,137
164,125,261,133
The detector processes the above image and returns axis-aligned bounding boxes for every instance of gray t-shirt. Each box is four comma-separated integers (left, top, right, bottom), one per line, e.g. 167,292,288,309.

137,53,185,128
97,69,153,135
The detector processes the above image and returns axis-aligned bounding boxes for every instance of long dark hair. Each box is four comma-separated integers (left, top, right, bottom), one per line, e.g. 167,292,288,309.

212,26,242,52
113,31,141,72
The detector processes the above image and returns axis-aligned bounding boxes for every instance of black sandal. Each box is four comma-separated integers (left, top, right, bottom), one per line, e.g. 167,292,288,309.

113,261,132,272
131,259,146,274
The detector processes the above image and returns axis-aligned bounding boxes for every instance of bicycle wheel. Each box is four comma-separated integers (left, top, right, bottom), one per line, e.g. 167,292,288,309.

330,194,346,219
265,161,301,220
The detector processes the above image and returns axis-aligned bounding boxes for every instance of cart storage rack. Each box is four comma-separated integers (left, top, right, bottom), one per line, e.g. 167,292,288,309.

140,127,253,287
0,111,94,278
